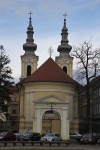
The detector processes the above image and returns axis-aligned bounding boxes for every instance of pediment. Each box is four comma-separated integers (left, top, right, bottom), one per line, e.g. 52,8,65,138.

33,94,69,104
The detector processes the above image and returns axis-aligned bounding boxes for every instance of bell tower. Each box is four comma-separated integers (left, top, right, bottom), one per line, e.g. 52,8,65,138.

20,11,39,80
55,13,73,78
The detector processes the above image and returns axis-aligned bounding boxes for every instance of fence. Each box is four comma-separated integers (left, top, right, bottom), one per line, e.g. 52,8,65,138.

0,141,70,147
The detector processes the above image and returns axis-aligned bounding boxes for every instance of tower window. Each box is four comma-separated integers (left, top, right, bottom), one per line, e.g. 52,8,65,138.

63,66,67,73
12,108,16,114
27,65,31,76
12,96,16,101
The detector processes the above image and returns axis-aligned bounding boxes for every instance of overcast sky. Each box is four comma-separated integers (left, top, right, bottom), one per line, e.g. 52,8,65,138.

0,0,100,83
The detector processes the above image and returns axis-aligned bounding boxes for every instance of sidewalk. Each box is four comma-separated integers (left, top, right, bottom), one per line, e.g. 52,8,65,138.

0,146,99,150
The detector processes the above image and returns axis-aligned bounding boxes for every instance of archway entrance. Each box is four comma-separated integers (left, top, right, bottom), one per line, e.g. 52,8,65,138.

42,110,61,135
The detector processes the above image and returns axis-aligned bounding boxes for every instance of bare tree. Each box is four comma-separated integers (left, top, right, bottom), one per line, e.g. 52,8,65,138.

71,40,100,132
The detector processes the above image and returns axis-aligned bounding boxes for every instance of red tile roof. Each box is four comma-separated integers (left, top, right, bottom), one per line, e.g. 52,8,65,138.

18,57,77,85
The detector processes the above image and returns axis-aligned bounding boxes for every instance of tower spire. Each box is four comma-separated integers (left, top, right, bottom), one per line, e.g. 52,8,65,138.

63,12,67,20
23,11,37,53
48,47,53,58
28,11,33,27
57,13,72,54
28,11,33,18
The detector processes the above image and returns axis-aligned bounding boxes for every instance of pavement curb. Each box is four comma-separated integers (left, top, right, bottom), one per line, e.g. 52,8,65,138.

0,147,98,150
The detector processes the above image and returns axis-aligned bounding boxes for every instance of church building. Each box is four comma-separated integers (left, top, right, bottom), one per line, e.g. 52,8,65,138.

17,13,79,140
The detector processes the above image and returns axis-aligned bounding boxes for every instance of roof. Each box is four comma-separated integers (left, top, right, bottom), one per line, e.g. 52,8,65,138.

90,75,100,87
17,57,77,85
10,86,18,91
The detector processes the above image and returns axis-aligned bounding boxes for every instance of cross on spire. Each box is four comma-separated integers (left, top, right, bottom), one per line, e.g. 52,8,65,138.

63,13,67,19
28,11,33,18
48,47,53,57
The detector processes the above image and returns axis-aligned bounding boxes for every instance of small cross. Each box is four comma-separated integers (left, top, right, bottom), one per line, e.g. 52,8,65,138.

28,11,33,18
63,13,67,19
48,47,53,57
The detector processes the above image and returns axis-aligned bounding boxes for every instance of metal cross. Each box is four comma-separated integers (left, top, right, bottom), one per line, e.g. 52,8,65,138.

28,11,33,18
48,47,53,57
63,13,67,19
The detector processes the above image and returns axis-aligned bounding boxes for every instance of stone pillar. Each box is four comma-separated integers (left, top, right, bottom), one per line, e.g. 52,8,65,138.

25,93,30,129
36,107,41,133
62,108,67,135
61,107,70,140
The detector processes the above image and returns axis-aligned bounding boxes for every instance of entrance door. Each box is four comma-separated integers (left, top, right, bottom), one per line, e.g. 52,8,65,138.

42,111,61,135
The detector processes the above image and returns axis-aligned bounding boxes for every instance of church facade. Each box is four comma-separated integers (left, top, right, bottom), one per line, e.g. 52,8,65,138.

17,13,79,140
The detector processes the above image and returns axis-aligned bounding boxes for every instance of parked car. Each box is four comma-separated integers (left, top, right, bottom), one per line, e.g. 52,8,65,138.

14,132,22,141
69,132,82,138
41,133,62,141
79,133,100,145
15,131,31,141
97,138,100,145
69,132,82,142
20,132,41,141
0,131,16,141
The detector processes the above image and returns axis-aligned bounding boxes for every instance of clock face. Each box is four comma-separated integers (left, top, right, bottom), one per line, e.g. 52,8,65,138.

63,59,67,63
26,55,32,62
27,57,30,62
27,57,31,62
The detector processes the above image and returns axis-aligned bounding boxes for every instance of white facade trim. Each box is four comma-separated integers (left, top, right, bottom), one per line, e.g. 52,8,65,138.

25,88,74,95
36,105,68,110
40,109,62,121
36,108,41,133
62,109,67,135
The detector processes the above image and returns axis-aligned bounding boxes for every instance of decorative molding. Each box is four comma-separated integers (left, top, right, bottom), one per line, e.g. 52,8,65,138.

35,106,68,110
33,94,69,103
25,88,74,95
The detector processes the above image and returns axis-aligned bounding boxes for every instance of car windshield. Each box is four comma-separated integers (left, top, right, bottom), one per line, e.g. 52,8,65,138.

83,133,98,138
45,134,54,137
0,132,7,136
23,132,32,137
83,134,91,138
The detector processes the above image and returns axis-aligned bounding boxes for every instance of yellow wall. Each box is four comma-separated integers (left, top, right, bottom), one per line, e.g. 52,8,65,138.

55,56,73,77
21,54,38,79
19,81,78,140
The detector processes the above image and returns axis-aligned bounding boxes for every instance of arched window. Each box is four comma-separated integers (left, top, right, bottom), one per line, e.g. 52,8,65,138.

63,66,67,73
27,65,31,76
12,108,16,114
